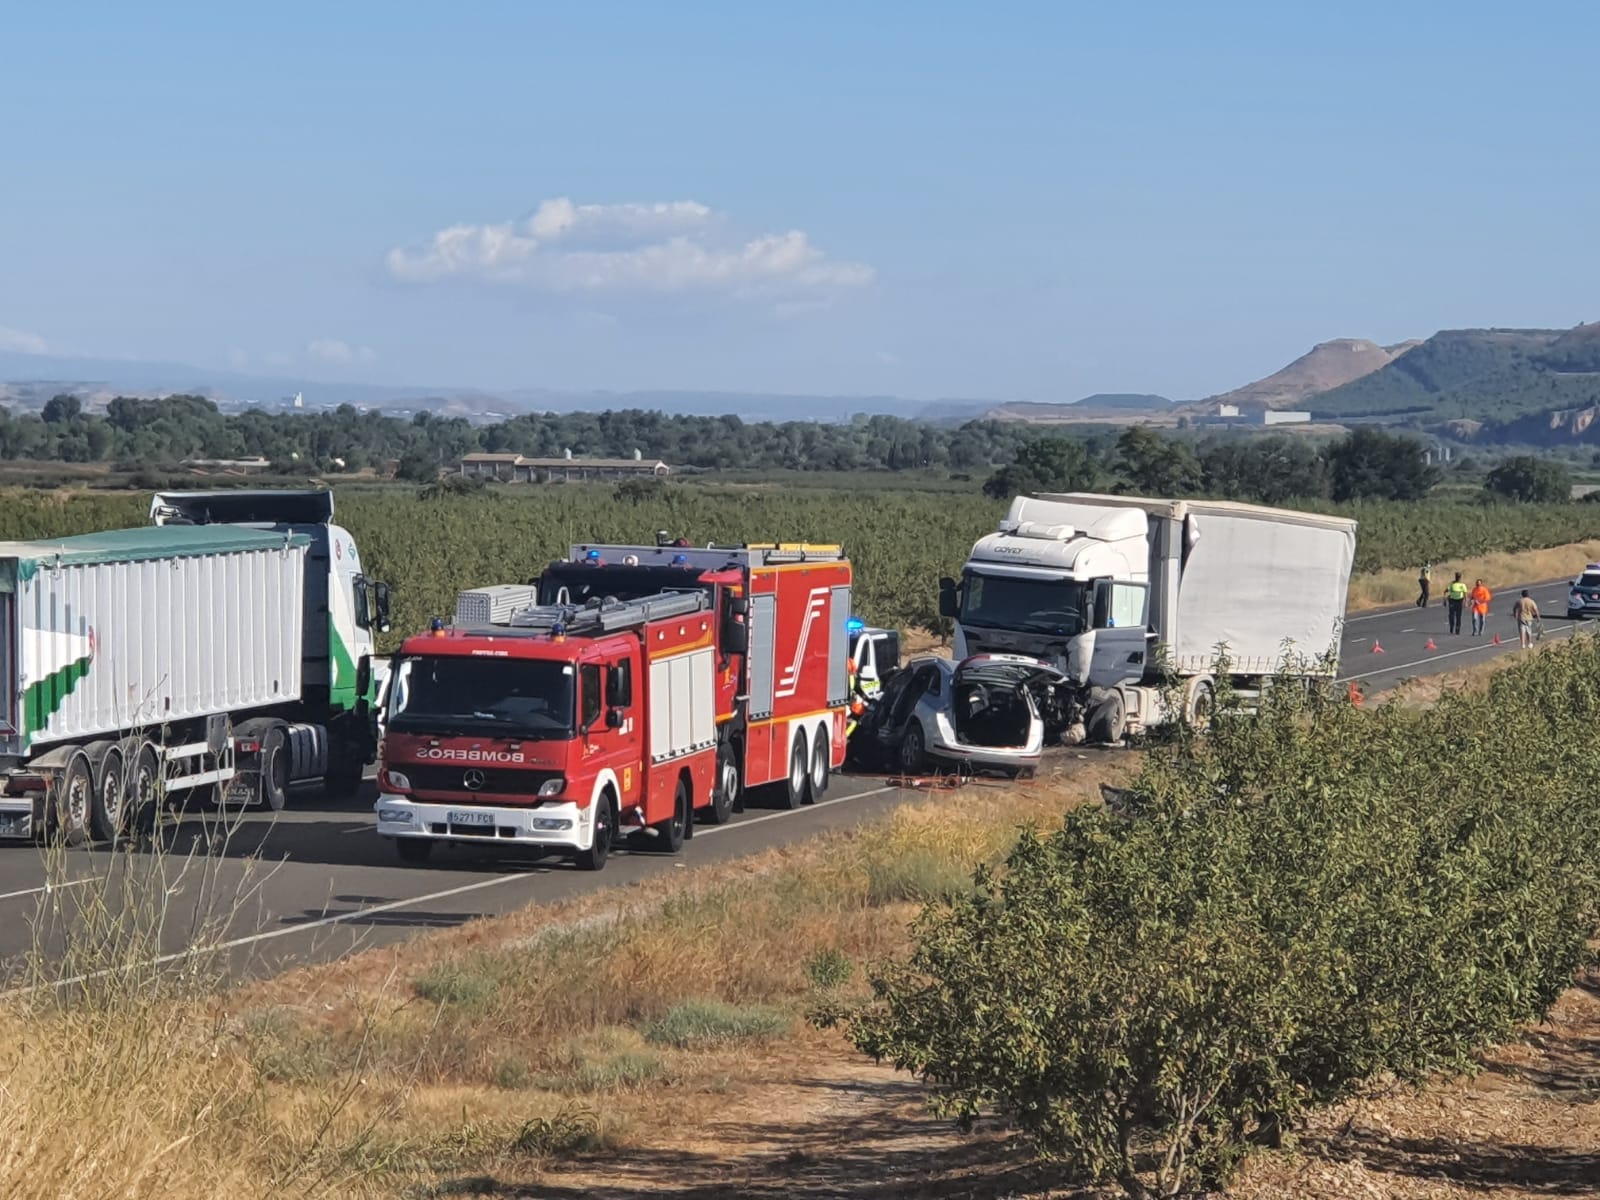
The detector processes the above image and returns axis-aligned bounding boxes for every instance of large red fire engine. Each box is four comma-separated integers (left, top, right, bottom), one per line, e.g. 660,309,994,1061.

534,540,854,815
374,591,722,869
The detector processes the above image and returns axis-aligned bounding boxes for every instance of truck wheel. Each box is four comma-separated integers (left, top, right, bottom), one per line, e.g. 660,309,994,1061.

260,725,290,812
703,746,738,825
395,837,433,865
898,723,926,775
574,791,618,871
1088,691,1127,745
322,756,365,801
88,743,126,844
128,742,162,835
807,732,830,802
1184,679,1215,729
52,754,94,847
781,730,809,810
652,777,689,853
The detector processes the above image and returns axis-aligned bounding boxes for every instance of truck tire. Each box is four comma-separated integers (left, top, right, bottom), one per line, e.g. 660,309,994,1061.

128,742,162,834
322,757,365,801
1088,691,1127,745
702,745,738,825
574,791,618,872
780,729,808,810
651,776,689,854
87,742,126,844
52,753,94,847
807,731,830,802
395,837,433,865
1184,678,1216,729
260,724,290,812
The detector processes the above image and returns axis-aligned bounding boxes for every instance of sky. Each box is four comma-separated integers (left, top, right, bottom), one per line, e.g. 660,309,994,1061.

2,0,1597,405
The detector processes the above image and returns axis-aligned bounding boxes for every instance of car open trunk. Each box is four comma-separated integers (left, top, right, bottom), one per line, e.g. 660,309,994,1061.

949,655,1063,749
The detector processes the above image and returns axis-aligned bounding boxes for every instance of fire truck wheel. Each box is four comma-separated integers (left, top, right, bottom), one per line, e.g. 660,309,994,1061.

575,791,618,871
781,729,809,809
807,732,829,802
652,776,689,853
703,747,738,825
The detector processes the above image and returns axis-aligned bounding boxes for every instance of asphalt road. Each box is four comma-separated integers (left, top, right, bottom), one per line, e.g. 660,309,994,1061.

1337,575,1587,692
2,574,1590,992
0,775,930,992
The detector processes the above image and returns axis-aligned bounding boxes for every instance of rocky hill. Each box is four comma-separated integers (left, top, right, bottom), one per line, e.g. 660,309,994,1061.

1198,338,1406,412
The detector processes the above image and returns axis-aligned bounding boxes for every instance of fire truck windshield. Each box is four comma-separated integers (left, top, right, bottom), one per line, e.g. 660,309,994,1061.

386,656,575,738
539,563,713,608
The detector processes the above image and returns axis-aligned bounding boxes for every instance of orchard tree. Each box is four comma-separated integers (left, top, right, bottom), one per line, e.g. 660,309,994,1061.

1484,456,1571,503
983,437,1101,499
1115,426,1202,496
1325,428,1439,501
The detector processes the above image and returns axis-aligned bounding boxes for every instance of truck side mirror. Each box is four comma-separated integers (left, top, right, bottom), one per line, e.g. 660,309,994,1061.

605,708,624,729
938,577,959,620
722,620,750,656
605,663,633,708
726,595,749,618
374,582,393,634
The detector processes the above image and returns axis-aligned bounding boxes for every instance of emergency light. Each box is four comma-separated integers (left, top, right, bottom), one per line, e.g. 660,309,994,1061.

847,617,865,633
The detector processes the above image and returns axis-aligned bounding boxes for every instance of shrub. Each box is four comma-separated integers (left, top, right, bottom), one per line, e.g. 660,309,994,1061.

841,637,1600,1197
641,1000,790,1048
413,962,501,1009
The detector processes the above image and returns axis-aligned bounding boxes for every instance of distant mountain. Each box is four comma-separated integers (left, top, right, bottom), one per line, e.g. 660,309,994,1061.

984,394,1174,422
1306,327,1600,426
0,348,993,425
1197,339,1403,413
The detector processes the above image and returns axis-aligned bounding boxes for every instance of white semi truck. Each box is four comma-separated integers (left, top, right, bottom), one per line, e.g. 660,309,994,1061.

0,490,391,843
939,493,1357,743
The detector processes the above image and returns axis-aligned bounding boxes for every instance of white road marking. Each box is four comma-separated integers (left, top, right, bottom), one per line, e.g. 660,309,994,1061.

0,876,100,903
1343,578,1569,624
5,784,899,996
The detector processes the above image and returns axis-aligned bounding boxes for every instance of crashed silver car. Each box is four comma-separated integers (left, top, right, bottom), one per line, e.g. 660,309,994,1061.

848,653,1065,776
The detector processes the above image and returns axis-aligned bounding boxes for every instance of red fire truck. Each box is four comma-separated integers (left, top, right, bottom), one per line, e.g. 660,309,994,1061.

374,591,720,869
533,540,854,816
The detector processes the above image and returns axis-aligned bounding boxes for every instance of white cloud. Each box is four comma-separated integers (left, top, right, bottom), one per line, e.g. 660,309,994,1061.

386,198,873,297
307,338,377,365
0,326,49,355
876,350,900,366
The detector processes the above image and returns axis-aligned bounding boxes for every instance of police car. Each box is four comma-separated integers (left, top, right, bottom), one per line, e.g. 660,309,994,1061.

1566,564,1600,620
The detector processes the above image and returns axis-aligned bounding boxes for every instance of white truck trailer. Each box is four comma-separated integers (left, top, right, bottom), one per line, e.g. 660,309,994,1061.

939,493,1357,743
0,492,392,844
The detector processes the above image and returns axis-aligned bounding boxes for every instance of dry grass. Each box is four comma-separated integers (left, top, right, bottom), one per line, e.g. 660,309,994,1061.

0,763,1117,1200
1347,539,1600,612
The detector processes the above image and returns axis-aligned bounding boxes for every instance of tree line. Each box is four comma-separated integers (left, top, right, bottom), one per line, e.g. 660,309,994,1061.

984,425,1576,504
0,393,1045,477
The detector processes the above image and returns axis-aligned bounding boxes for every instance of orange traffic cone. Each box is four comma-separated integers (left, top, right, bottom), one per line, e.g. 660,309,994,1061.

1348,681,1364,708
1371,639,1384,654
1493,633,1502,645
1425,638,1437,650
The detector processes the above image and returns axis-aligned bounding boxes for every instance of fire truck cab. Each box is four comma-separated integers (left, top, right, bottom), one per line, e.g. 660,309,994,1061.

374,591,718,869
537,539,853,813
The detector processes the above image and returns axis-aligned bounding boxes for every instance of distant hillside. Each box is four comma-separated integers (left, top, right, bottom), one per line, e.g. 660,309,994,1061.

985,394,1173,422
1198,338,1402,412
1307,327,1600,425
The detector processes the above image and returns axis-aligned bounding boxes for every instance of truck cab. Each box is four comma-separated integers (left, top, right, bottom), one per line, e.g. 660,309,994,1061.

940,497,1152,704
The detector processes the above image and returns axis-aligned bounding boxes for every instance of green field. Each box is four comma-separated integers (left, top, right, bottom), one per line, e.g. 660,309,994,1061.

5,485,1600,644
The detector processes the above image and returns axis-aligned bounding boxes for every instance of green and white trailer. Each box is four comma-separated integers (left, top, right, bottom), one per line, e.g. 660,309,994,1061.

0,491,390,843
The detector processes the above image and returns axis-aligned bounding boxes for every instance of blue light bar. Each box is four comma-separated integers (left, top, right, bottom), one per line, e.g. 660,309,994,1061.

847,616,865,633
585,549,602,562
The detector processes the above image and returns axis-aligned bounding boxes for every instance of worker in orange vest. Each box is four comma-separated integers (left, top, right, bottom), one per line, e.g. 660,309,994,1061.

1468,579,1492,637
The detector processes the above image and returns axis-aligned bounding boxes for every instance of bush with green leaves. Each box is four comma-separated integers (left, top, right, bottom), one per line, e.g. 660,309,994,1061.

839,637,1600,1198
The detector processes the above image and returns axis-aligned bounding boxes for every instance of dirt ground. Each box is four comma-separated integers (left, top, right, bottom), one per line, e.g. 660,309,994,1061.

511,968,1600,1200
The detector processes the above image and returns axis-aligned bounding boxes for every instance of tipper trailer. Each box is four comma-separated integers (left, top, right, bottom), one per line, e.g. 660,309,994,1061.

375,591,729,869
940,493,1357,743
533,539,854,811
0,494,392,843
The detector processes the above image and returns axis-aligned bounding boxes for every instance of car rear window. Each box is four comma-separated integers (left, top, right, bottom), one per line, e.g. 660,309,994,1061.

1581,573,1600,589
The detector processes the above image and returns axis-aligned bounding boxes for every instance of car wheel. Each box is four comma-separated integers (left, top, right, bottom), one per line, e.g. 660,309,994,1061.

898,722,927,774
1568,609,1583,621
